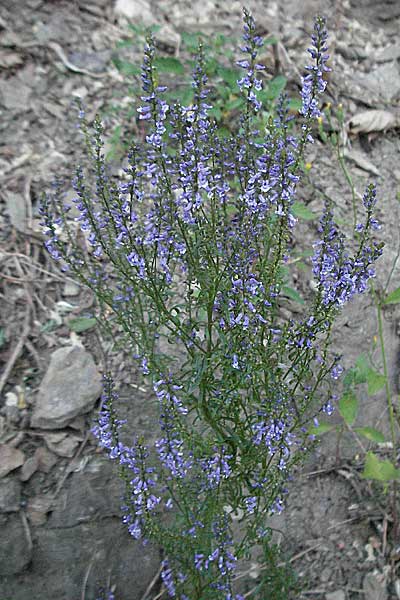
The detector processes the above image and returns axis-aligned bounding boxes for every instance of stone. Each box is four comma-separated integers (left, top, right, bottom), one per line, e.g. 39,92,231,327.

30,520,160,600
44,432,82,458
358,62,400,103
114,0,155,25
4,191,27,233
31,346,102,429
49,458,121,528
0,477,21,512
363,571,388,600
34,446,58,473
63,280,80,297
0,514,32,576
326,592,346,600
27,494,54,526
20,455,39,482
0,444,25,478
66,50,110,73
376,44,400,63
0,77,31,112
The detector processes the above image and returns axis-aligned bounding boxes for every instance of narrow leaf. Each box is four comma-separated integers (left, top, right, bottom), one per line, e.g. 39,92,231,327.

354,427,385,443
112,57,141,76
264,75,287,100
281,285,305,305
217,66,241,89
384,287,400,305
309,422,335,435
68,317,97,333
154,57,185,74
291,202,316,221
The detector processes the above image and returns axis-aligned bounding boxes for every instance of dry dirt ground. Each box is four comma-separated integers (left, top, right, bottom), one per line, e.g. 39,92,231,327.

1,1,400,599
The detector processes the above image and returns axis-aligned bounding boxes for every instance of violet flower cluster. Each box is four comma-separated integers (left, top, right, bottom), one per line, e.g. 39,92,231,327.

41,11,383,600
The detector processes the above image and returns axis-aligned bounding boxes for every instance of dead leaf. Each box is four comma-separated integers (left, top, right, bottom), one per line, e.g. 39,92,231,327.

348,110,399,134
343,148,380,176
363,571,388,600
4,191,28,233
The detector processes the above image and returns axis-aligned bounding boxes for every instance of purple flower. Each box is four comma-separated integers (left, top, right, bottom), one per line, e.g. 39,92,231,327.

92,376,160,541
312,194,383,307
330,363,343,380
161,559,176,598
300,16,330,119
244,496,257,514
200,447,232,489
236,9,264,111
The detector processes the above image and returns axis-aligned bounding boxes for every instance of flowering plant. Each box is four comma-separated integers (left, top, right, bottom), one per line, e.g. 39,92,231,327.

41,10,383,599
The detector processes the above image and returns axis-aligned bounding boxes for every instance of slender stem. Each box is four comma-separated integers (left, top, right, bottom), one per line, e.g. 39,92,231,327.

375,288,399,539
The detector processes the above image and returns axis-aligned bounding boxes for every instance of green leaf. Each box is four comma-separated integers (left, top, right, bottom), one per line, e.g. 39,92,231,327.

264,35,278,46
384,287,400,305
127,23,160,34
291,202,316,221
354,354,369,384
181,31,201,51
40,320,59,333
154,57,185,74
361,451,400,481
354,427,386,443
338,390,358,426
264,75,287,100
172,87,194,105
205,57,219,76
225,97,245,111
366,369,386,395
281,285,305,305
208,106,222,120
309,422,335,435
0,328,5,349
217,66,241,89
112,57,141,76
116,39,135,48
68,317,97,333
289,98,302,112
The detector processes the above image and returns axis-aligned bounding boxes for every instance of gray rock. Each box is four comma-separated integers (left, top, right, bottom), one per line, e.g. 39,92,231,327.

27,494,54,526
0,444,25,478
34,446,58,473
20,455,39,482
63,279,80,297
326,591,346,600
49,458,121,528
31,346,102,429
0,77,31,112
0,477,21,512
44,432,82,457
66,50,110,73
363,571,388,600
29,520,160,600
359,62,400,102
0,514,32,576
114,0,155,25
376,44,400,63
